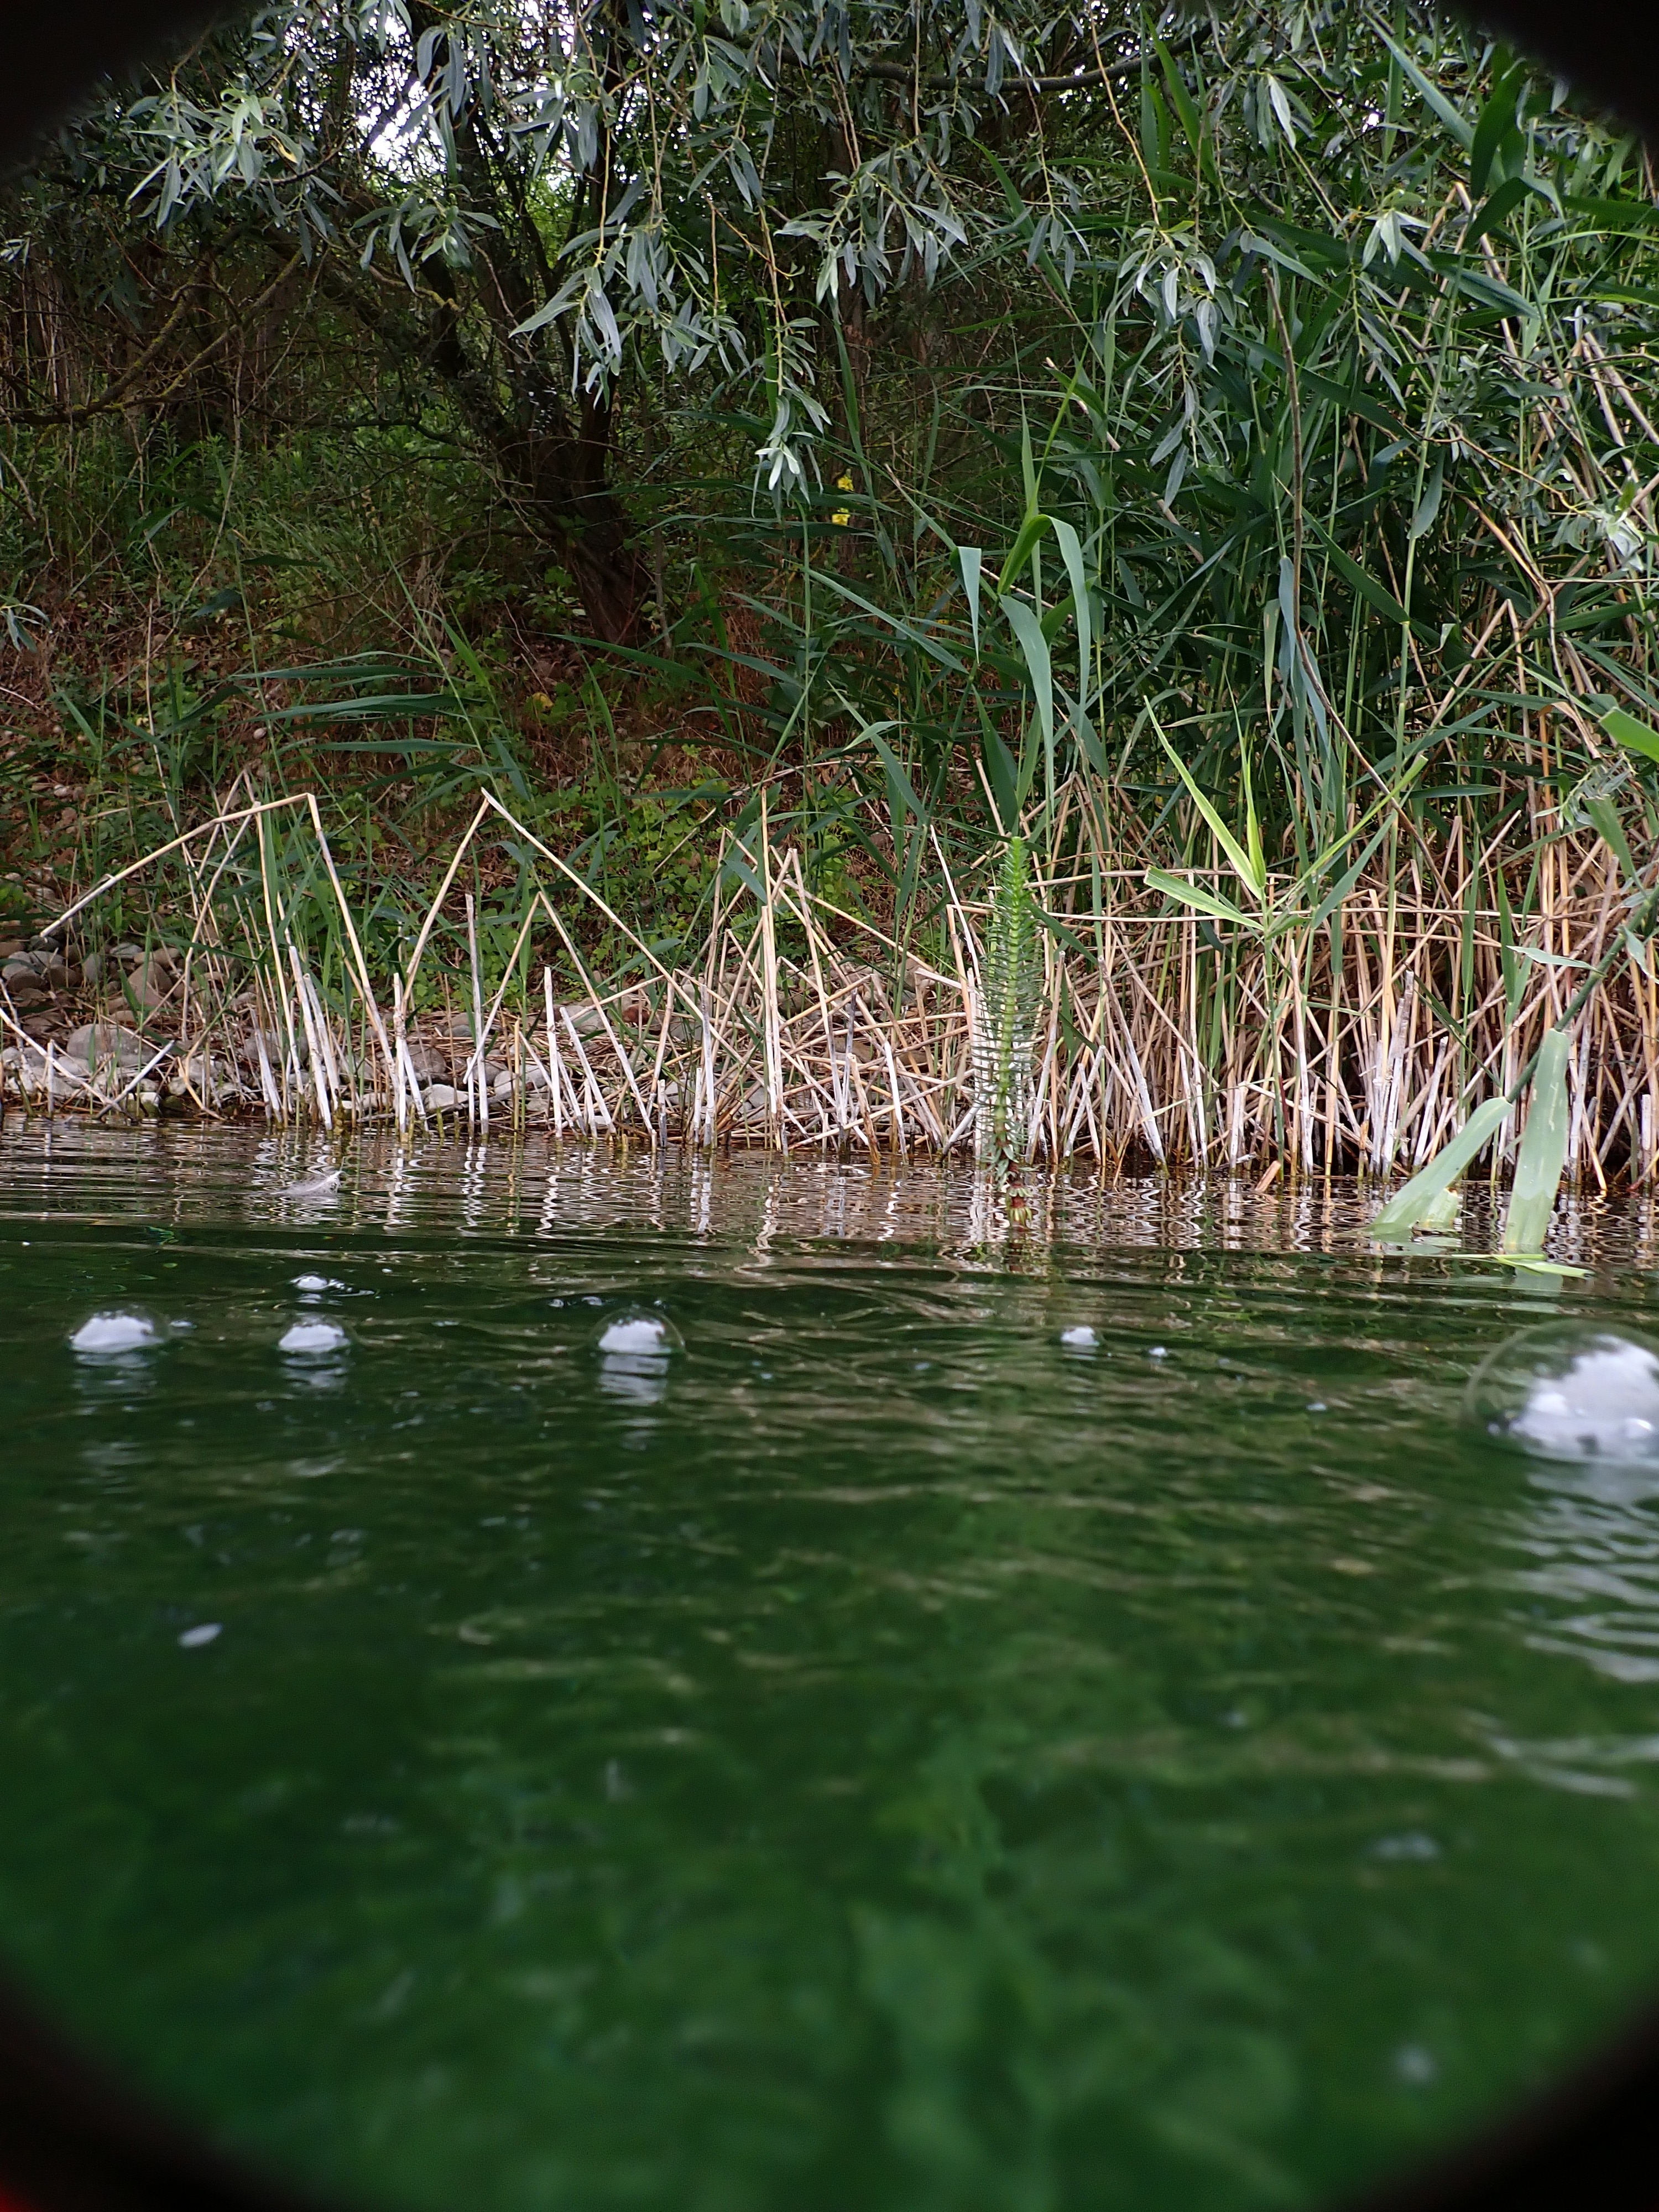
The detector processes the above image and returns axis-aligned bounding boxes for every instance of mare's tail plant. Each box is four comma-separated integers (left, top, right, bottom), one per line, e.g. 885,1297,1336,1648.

974,836,1041,1181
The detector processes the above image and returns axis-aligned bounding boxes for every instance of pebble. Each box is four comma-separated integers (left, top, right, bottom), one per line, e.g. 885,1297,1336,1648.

65,1021,147,1071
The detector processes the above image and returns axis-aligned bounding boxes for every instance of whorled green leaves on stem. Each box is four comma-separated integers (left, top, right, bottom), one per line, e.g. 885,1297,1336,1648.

973,836,1040,1181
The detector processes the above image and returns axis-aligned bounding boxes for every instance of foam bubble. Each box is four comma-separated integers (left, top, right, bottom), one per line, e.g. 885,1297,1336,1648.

1060,1326,1099,1350
597,1313,681,1356
1464,1323,1659,1464
70,1311,157,1355
279,1319,348,1355
178,1623,222,1650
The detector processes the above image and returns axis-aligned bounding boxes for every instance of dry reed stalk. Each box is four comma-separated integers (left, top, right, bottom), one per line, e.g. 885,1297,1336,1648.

14,780,1659,1192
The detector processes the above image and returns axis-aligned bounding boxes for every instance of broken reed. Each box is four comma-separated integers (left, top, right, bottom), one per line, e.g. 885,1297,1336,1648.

5,772,1657,1191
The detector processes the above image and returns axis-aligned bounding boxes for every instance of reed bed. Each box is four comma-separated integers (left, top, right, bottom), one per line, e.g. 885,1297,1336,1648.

3,773,1653,1191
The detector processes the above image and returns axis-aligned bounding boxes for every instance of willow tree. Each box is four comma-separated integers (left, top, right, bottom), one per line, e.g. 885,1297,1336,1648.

4,0,1332,638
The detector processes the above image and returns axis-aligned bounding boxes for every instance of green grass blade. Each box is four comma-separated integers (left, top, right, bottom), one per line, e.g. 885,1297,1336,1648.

1145,868,1252,929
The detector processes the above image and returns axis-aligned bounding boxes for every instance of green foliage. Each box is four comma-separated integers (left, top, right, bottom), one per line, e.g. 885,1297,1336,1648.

7,0,1659,1192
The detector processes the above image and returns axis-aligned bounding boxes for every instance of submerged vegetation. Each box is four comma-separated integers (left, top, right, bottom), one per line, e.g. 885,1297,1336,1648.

4,0,1659,1225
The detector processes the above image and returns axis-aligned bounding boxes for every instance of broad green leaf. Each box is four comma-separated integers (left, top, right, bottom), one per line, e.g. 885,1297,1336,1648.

996,510,1050,598
1469,59,1526,195
1378,28,1474,149
1242,741,1265,894
1469,174,1535,242
1370,1095,1510,1238
1049,517,1091,688
1480,1255,1589,1279
1001,596,1054,754
1310,525,1420,630
1501,1027,1572,1255
807,570,967,673
980,707,1019,833
1408,461,1444,542
1582,792,1636,881
1450,265,1538,321
1150,714,1264,905
1154,33,1203,160
1604,705,1659,763
958,546,983,658
863,726,926,826
1417,1186,1460,1232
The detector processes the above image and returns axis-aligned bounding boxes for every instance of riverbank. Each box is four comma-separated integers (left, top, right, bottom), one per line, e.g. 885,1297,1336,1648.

4,779,1650,1187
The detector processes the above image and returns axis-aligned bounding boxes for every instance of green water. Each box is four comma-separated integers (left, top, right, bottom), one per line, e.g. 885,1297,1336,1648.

4,1124,1659,2212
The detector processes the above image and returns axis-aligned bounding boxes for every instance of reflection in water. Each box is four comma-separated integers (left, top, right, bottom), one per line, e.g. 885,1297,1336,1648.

1506,1442,1659,1689
11,1109,1659,1266
596,1311,680,1356
597,1349,670,1407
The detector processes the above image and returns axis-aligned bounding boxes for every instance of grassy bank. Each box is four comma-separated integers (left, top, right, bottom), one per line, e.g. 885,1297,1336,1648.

6,11,1659,1183
2,757,1651,1190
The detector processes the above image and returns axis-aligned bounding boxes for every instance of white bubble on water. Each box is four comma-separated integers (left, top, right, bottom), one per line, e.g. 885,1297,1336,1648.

596,1310,681,1408
597,1313,680,1356
1370,1832,1440,1863
70,1311,157,1355
1465,1324,1659,1465
1060,1326,1099,1350
178,1623,222,1649
293,1274,344,1294
279,1319,348,1355
1394,2044,1438,2086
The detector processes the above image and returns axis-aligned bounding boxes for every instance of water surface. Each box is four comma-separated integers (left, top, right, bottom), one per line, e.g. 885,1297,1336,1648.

3,1120,1659,2212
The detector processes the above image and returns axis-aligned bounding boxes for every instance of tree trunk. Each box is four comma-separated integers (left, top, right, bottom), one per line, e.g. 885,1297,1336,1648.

418,276,647,644
495,388,648,644
407,0,648,644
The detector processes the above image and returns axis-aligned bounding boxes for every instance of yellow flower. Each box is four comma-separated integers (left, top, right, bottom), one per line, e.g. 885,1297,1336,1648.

831,472,854,527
